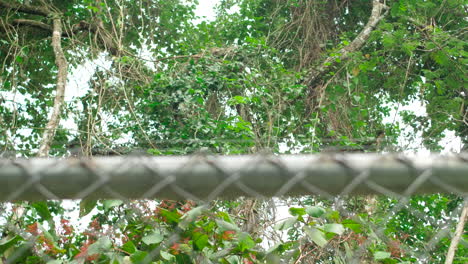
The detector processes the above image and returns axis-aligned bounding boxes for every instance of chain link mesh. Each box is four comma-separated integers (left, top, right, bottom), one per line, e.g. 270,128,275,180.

0,153,467,263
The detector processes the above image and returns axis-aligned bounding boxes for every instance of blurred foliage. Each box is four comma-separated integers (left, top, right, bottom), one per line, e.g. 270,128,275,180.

0,0,466,263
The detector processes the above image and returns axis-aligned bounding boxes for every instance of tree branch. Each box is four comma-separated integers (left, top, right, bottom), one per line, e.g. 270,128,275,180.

444,203,468,264
305,0,389,87
11,18,52,31
1,0,118,55
37,18,68,157
7,18,120,55
10,19,94,36
0,0,50,17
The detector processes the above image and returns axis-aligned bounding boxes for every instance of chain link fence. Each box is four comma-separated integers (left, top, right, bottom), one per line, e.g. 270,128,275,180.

0,153,467,263
1,153,468,201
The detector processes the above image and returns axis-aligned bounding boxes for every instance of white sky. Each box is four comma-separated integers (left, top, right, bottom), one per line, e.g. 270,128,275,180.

194,0,218,22
383,98,462,155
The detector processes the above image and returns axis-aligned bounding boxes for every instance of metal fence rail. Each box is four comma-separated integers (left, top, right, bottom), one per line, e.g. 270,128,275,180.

1,153,467,201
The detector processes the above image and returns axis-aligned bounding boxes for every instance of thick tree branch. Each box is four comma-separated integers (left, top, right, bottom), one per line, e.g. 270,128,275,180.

37,18,68,157
11,19,93,36
7,18,120,55
1,0,118,55
0,0,50,16
11,18,52,31
305,0,388,87
444,203,468,264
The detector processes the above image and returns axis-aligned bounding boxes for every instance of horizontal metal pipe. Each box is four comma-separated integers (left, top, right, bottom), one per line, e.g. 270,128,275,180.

0,154,467,201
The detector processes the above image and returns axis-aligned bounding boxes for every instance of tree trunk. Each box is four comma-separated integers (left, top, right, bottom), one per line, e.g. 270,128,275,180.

37,18,68,157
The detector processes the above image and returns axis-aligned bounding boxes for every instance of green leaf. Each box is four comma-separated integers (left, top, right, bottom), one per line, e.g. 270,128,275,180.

342,219,362,233
79,199,97,217
31,202,52,221
130,250,148,263
107,253,124,264
323,223,345,235
15,56,23,64
328,210,340,221
0,235,23,254
228,95,248,105
380,22,394,31
431,51,450,66
374,251,391,260
179,244,192,254
402,42,417,55
88,237,112,255
159,208,181,224
121,241,137,254
382,34,396,48
3,80,11,89
304,226,328,247
274,217,297,231
160,251,175,260
193,232,209,250
216,219,240,232
86,5,99,12
216,211,234,222
288,207,306,216
237,232,256,251
103,200,123,211
179,205,206,229
142,232,164,245
306,206,325,218
434,80,445,95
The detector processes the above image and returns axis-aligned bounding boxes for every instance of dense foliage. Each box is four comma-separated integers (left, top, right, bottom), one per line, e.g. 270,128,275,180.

0,0,466,263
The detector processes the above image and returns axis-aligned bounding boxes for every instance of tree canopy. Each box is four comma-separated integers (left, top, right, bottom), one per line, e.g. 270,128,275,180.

1,0,465,156
0,0,466,263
